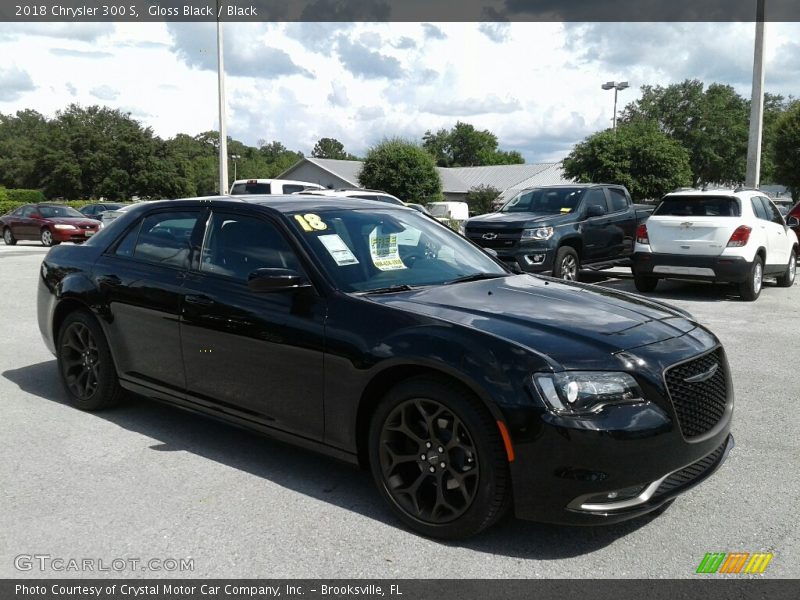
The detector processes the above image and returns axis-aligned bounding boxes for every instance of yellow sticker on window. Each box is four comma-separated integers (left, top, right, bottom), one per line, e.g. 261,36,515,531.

294,213,327,232
560,207,571,213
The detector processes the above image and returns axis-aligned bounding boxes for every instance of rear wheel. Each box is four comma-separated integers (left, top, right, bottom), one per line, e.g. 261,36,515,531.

3,227,16,246
553,247,580,281
633,273,659,293
57,310,123,410
738,256,763,301
40,228,59,247
776,250,796,288
368,376,511,539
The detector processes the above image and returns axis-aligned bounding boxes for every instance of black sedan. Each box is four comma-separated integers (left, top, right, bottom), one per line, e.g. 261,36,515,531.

37,196,734,538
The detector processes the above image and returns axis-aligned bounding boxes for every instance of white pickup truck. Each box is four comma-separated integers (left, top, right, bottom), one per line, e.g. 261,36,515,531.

632,189,798,301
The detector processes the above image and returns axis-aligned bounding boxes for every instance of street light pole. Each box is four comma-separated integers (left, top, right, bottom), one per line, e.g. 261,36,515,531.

745,0,766,189
602,81,630,131
216,0,229,195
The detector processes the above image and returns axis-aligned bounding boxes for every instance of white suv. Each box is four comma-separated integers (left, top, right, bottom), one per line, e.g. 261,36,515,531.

632,189,798,301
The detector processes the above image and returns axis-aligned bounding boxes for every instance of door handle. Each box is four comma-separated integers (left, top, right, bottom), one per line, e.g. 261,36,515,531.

185,294,214,306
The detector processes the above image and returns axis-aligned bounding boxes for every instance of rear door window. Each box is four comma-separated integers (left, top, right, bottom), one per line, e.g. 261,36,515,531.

654,196,740,217
607,188,629,212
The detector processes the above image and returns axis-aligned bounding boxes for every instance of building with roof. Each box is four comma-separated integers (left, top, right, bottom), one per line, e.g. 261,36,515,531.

278,157,572,205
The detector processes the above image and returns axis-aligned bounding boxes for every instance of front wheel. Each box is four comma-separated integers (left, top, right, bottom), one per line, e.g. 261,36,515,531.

368,377,511,539
738,256,764,301
57,310,123,410
3,227,16,245
553,247,580,281
40,228,59,247
776,250,796,288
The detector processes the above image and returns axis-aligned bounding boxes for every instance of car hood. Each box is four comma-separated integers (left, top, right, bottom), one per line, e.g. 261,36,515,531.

466,211,574,229
47,217,99,227
366,275,698,367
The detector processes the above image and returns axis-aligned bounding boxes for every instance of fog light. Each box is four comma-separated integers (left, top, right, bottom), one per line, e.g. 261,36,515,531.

583,485,646,504
524,254,546,265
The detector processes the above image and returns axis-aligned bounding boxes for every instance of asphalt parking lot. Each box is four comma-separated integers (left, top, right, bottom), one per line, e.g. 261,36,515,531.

1,241,798,579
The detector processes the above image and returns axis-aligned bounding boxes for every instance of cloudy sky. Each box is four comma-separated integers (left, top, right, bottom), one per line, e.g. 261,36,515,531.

1,21,799,163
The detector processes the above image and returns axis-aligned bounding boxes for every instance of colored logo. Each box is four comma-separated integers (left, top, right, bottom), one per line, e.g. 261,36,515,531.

696,552,773,574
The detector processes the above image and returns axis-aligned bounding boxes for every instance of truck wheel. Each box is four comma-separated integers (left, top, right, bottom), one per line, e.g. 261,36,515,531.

738,256,763,301
776,250,796,288
633,273,659,293
553,247,579,281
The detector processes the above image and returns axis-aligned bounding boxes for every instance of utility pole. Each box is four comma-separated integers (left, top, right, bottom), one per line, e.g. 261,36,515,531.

216,0,229,195
745,0,766,188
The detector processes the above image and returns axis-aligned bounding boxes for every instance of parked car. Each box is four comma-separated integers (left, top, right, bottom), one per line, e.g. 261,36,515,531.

1,203,100,246
38,195,733,539
99,203,140,228
464,184,653,280
786,201,800,239
229,178,324,195
79,203,127,220
427,201,469,222
632,189,798,301
405,203,432,216
296,188,406,206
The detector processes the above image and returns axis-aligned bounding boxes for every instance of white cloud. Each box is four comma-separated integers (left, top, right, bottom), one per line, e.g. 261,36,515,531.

90,85,119,101
0,67,35,101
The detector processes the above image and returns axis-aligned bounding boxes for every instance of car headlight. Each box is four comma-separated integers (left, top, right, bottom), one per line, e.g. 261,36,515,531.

533,371,643,414
53,224,78,230
521,226,553,241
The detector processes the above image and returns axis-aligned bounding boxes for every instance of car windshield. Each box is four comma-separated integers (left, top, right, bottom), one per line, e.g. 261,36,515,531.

500,187,584,214
654,196,741,217
289,208,508,292
38,206,85,218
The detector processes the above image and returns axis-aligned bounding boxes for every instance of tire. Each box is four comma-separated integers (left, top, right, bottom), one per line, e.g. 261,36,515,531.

368,376,511,539
633,273,659,293
40,228,59,247
738,255,764,301
553,246,580,281
56,310,123,411
776,250,796,288
3,227,17,246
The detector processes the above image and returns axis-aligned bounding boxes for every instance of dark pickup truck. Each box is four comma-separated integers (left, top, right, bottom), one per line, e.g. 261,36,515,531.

464,184,653,280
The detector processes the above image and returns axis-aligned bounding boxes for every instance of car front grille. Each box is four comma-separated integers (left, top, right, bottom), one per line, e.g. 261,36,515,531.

664,348,729,438
465,228,522,249
653,439,728,497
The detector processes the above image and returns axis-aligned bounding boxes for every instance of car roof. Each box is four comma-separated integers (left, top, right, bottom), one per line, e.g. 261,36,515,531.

230,178,323,186
663,189,744,198
127,195,412,213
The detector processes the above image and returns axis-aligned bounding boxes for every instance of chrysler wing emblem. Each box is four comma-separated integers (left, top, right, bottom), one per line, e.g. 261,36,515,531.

482,233,498,240
684,363,719,383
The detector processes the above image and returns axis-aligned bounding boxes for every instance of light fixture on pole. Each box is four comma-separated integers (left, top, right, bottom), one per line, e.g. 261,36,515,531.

231,154,241,181
601,81,630,131
216,0,228,195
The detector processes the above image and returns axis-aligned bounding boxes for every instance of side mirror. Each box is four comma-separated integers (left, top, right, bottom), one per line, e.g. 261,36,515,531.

788,216,799,228
247,268,310,293
585,205,606,218
484,247,498,257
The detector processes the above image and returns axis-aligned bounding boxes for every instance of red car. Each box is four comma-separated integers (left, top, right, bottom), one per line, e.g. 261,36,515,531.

1,203,100,246
787,201,800,239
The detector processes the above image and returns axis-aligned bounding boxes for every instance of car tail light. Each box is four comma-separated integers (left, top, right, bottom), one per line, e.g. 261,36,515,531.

727,225,752,247
636,224,649,245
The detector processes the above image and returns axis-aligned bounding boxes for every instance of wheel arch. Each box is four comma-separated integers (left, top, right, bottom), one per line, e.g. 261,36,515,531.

558,236,583,258
354,363,505,469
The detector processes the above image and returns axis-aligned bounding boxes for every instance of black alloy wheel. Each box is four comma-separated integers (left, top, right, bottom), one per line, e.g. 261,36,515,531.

369,377,510,539
57,311,123,410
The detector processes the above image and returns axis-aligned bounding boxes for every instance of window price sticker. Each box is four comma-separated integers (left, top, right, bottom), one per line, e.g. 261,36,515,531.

318,234,359,266
369,229,406,271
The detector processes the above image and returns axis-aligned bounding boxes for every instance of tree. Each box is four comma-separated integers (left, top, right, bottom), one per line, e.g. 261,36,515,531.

422,121,524,167
358,138,442,202
621,80,749,187
311,137,356,160
772,101,800,201
562,120,692,201
465,185,501,215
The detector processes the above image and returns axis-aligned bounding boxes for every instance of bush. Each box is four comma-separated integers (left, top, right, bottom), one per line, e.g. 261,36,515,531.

6,189,46,203
465,185,501,215
0,187,7,202
358,138,443,203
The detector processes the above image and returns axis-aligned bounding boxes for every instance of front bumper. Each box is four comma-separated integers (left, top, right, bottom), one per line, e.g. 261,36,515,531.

506,340,734,525
51,228,98,243
633,252,752,284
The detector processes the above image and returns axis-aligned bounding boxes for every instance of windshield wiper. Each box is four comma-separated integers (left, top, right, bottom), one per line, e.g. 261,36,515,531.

443,273,506,285
359,284,417,295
